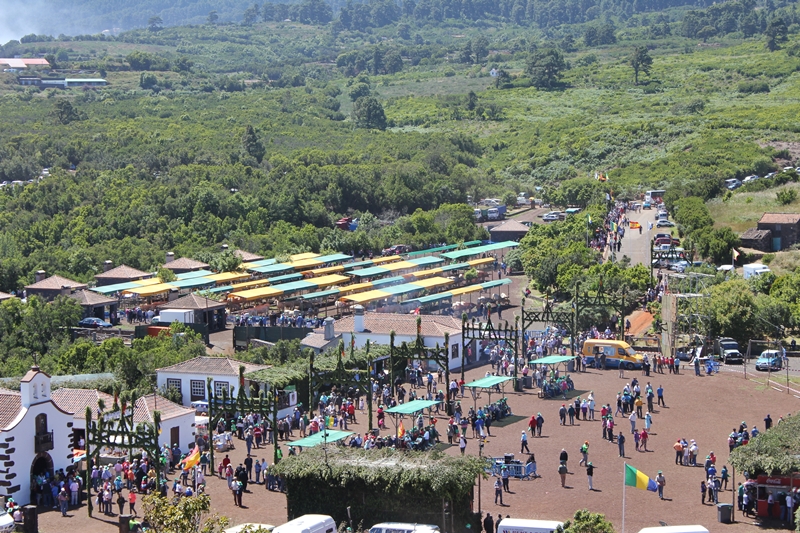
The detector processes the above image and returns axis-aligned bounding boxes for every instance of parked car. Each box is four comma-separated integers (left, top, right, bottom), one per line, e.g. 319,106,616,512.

382,244,410,256
542,211,562,222
656,220,676,228
0,507,14,533
78,317,113,328
654,237,680,247
670,260,690,273
755,350,782,371
742,175,758,183
724,178,742,190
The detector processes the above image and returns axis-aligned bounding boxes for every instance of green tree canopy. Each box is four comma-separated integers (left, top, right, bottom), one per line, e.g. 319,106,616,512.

351,96,386,130
630,46,653,84
526,48,567,89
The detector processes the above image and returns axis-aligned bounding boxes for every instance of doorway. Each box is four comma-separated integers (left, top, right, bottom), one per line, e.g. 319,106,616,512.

31,452,54,480
170,427,180,449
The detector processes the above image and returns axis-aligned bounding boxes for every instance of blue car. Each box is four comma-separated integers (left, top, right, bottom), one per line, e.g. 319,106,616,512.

77,317,113,328
755,351,782,371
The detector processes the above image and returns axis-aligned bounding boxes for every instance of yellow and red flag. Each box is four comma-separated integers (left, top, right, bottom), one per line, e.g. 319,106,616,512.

180,445,201,471
397,421,406,439
630,221,641,229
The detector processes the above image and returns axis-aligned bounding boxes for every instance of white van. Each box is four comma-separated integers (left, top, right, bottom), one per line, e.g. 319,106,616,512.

272,515,336,533
369,523,440,533
497,518,563,533
637,527,709,533
225,525,276,533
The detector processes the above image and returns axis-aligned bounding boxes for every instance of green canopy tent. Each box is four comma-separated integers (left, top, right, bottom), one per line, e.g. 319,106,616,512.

384,399,442,439
528,354,575,375
290,429,353,449
463,375,514,412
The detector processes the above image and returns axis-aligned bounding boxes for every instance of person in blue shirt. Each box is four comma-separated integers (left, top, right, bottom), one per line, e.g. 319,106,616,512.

657,385,665,407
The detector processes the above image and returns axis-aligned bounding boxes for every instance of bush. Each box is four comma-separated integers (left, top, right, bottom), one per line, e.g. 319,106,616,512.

738,80,770,94
762,253,775,265
777,188,797,205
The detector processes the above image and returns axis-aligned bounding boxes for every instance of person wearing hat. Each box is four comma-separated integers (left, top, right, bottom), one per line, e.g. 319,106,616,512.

586,462,595,491
558,461,568,487
58,488,69,516
501,465,510,492
559,404,567,425
494,477,503,505
579,441,589,466
655,470,666,499
520,430,530,453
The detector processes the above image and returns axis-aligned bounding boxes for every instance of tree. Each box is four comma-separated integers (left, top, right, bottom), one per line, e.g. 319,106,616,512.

140,72,158,90
351,96,386,130
383,49,403,74
696,25,716,43
243,5,259,25
526,48,567,89
556,510,615,533
241,125,265,163
348,82,371,101
672,196,713,235
630,46,653,84
765,17,788,51
157,267,177,283
777,188,797,205
148,16,163,31
142,494,229,533
52,99,81,125
207,10,219,24
472,36,489,64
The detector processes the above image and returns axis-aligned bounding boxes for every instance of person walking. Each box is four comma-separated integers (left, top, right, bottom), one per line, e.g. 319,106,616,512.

559,404,567,425
501,466,510,493
701,479,707,505
657,385,665,407
629,411,637,434
579,441,589,466
483,512,494,533
494,478,503,505
586,462,595,491
129,491,137,516
721,465,729,490
58,488,69,517
617,432,626,457
559,449,569,472
558,461,568,487
640,429,649,452
520,431,530,453
459,434,467,456
567,404,576,425
656,471,666,500
536,413,544,437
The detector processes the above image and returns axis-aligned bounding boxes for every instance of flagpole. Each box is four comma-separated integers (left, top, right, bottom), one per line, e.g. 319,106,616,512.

622,462,627,533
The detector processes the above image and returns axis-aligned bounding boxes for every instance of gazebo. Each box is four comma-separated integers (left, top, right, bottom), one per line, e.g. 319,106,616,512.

69,289,120,325
163,293,227,333
94,263,152,287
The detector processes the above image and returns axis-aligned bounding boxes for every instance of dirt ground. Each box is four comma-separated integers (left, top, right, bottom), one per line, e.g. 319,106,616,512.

38,350,799,533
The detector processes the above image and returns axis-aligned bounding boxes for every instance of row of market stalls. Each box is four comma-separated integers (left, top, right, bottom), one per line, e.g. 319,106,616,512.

87,241,520,315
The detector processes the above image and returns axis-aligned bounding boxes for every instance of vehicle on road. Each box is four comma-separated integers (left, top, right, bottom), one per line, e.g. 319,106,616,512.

714,337,743,364
755,350,782,371
487,205,507,220
725,178,742,190
542,211,562,222
273,515,336,533
654,237,680,247
656,220,676,228
78,317,113,328
382,244,410,256
642,201,652,209
497,518,563,533
670,260,690,273
581,339,644,370
370,523,441,533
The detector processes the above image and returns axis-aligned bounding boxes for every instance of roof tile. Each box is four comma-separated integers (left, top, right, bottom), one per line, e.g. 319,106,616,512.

234,250,264,261
163,257,210,271
157,356,271,376
758,213,800,225
51,388,115,419
94,264,152,280
0,390,21,429
165,293,227,310
69,289,118,306
332,313,462,337
133,393,195,424
25,275,87,291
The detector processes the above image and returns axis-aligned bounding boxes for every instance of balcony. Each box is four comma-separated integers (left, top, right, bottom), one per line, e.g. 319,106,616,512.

35,431,54,453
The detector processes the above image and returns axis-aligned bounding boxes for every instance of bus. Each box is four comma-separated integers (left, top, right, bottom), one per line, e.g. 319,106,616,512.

645,190,666,203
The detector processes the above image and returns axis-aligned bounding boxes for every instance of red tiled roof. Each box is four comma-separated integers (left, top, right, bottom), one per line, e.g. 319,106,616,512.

0,292,15,301
25,275,87,291
332,314,462,337
157,356,270,376
95,264,151,280
69,289,117,306
20,366,50,383
162,257,210,270
489,219,530,234
300,332,340,349
234,250,264,261
51,388,115,419
758,213,800,225
0,389,22,429
133,393,195,424
165,293,226,310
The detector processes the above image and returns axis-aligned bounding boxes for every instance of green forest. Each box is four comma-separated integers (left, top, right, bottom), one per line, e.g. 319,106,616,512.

1,0,800,296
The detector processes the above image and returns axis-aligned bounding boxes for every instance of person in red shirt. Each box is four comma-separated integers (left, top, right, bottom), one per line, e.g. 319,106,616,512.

640,429,649,451
458,378,466,397
348,402,356,423
222,454,231,468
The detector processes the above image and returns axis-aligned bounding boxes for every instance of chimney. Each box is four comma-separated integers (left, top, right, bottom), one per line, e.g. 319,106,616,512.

103,260,113,272
61,285,72,296
168,288,180,302
35,270,46,282
221,244,229,251
165,252,175,264
323,317,335,340
353,305,365,333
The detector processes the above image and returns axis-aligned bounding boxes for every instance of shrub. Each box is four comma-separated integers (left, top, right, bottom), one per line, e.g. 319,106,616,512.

738,80,770,94
762,253,775,265
777,188,797,205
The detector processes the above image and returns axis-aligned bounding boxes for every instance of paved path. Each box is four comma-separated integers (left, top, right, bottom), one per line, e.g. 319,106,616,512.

619,207,660,267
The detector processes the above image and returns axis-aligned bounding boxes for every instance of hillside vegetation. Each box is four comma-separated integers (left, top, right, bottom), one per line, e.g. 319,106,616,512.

1,0,800,292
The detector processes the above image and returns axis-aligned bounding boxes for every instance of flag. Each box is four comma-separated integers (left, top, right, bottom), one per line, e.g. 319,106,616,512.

630,221,641,229
180,445,201,471
397,421,406,438
587,214,592,225
732,248,740,260
611,222,617,233
624,464,658,492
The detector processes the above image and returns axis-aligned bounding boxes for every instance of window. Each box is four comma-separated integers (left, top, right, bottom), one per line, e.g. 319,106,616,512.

215,381,230,398
451,343,459,360
166,378,182,392
190,380,206,402
35,413,48,434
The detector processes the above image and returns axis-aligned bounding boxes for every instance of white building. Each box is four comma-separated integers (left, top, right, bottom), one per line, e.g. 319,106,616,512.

132,394,197,450
330,307,467,372
0,367,75,505
156,357,272,408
